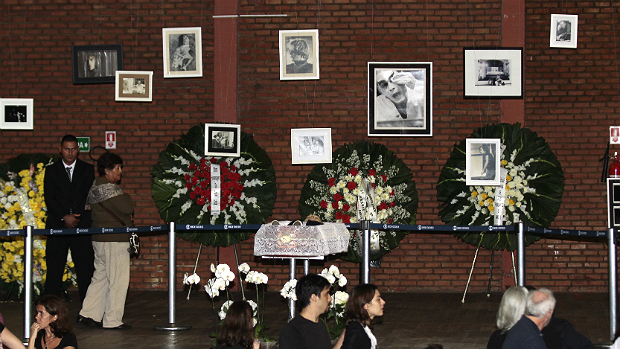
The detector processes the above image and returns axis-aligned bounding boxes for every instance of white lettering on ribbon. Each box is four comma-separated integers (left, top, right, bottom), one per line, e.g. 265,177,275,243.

210,164,221,216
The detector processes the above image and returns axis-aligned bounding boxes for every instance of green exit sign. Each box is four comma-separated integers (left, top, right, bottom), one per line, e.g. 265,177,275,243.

77,137,90,152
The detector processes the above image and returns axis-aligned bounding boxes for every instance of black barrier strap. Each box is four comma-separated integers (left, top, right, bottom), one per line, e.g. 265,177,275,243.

0,223,608,238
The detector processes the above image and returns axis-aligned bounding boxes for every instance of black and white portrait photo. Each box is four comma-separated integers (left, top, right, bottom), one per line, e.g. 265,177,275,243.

475,59,511,87
122,77,145,95
368,62,433,137
115,71,153,102
162,27,203,78
291,128,332,164
279,29,319,80
0,98,34,130
550,14,578,49
204,123,241,157
466,138,501,186
72,45,123,84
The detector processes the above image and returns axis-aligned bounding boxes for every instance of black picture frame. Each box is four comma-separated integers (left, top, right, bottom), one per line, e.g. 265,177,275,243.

72,44,124,84
463,47,523,99
204,123,241,157
368,62,433,137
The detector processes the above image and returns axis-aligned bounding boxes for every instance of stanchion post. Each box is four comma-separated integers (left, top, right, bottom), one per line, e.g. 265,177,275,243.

303,259,309,276
24,226,33,341
516,222,525,286
608,228,617,341
154,222,191,331
361,220,370,284
288,258,296,321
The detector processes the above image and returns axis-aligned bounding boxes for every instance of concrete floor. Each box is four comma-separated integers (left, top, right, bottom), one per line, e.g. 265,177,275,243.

0,291,613,349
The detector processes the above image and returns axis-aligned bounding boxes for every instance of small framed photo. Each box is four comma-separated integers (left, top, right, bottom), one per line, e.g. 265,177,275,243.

463,48,523,99
115,71,153,102
162,27,203,78
550,14,578,49
72,44,123,84
279,29,319,80
465,138,501,186
368,62,433,137
204,123,241,157
0,98,34,130
291,128,332,164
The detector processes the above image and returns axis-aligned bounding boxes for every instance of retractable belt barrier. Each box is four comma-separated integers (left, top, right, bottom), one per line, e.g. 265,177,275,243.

1,222,615,341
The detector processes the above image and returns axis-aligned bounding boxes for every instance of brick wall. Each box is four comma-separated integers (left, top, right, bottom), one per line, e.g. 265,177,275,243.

0,0,618,294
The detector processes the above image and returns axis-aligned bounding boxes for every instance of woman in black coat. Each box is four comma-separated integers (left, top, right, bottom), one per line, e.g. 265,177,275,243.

340,284,385,349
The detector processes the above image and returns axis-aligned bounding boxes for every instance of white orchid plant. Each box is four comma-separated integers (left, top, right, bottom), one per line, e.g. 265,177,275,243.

280,265,349,339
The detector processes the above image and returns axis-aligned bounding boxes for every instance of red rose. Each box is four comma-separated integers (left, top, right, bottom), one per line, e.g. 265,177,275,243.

333,193,343,201
190,192,197,200
184,174,190,181
191,177,199,185
371,183,375,188
378,202,388,210
201,190,209,198
368,169,376,176
189,163,197,170
193,186,202,194
185,183,192,190
201,171,209,178
342,214,351,223
381,175,387,182
229,197,235,206
320,200,328,209
342,204,350,211
335,211,343,220
389,201,396,208
328,178,336,187
390,189,395,195
200,163,208,171
200,158,207,163
200,180,209,188
220,161,228,167
332,201,339,209
349,168,358,176
230,164,237,171
347,182,356,191
196,198,206,205
209,158,217,164
387,218,393,224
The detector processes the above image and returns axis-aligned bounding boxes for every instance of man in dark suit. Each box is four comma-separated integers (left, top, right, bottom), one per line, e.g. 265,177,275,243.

44,135,95,305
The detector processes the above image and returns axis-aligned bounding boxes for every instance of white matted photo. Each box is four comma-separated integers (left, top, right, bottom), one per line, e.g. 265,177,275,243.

0,98,34,130
463,48,523,99
291,128,332,164
115,71,153,102
466,138,501,186
279,29,319,80
550,14,578,49
205,123,241,157
162,27,203,78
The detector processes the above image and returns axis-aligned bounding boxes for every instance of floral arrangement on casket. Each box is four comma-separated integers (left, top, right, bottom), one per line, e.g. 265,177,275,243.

436,123,564,251
151,124,277,247
299,141,418,262
0,154,77,296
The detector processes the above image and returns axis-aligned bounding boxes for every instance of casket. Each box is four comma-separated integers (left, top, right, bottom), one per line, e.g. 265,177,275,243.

254,222,350,258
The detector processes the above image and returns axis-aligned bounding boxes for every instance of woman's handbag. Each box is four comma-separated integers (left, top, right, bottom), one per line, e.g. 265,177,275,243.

99,202,140,258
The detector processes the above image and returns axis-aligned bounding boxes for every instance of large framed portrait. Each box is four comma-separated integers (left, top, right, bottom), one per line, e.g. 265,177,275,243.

279,29,319,80
0,98,34,130
204,123,241,157
291,128,332,164
162,27,203,78
550,14,578,49
463,48,523,99
368,62,433,137
465,138,501,186
72,44,123,84
115,71,153,102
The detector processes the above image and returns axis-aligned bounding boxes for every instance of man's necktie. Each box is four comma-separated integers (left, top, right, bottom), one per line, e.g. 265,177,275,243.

66,167,72,183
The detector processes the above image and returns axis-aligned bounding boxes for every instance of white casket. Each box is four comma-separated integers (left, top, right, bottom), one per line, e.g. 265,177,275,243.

254,222,350,258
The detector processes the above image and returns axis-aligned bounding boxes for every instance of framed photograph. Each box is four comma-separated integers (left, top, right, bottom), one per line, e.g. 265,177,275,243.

162,27,203,78
279,29,319,80
550,14,578,49
368,62,433,137
0,98,34,130
72,44,123,84
291,128,332,164
115,71,153,102
204,123,240,157
463,48,523,99
466,138,501,186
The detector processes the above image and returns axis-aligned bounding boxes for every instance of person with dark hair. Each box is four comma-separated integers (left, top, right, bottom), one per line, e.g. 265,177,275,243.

28,295,77,349
43,135,95,305
216,301,260,349
340,284,385,349
279,273,333,349
285,39,313,74
171,34,194,71
77,151,134,330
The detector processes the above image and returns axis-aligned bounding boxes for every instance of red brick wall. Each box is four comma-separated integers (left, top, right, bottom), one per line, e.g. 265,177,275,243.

0,0,617,293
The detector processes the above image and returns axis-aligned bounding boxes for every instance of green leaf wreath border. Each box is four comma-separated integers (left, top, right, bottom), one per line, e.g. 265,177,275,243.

299,141,418,262
436,123,564,251
151,124,277,247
